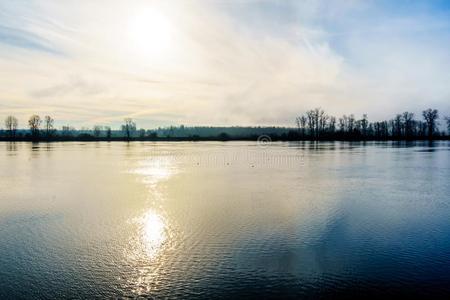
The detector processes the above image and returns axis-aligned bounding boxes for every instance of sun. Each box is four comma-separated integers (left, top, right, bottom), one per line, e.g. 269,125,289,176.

128,7,173,60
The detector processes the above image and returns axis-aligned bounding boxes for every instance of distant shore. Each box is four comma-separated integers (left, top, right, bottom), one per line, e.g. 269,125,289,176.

1,136,449,142
3,107,449,142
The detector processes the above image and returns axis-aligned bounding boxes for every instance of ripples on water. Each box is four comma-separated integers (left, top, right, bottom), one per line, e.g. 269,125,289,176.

0,141,449,299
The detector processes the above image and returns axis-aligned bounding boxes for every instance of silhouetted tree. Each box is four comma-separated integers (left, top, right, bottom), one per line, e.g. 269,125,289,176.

294,107,447,140
28,115,41,139
306,110,315,138
296,116,307,138
313,109,320,138
138,128,146,138
93,125,102,138
402,112,414,139
422,109,439,139
62,125,75,137
295,116,301,132
361,114,369,138
367,123,374,138
105,126,112,140
445,117,450,135
328,116,336,134
5,115,18,139
348,114,355,134
122,118,136,140
339,116,346,133
300,115,307,138
417,121,427,138
373,121,388,139
393,114,403,138
318,110,328,137
44,115,54,138
105,126,111,140
303,108,327,139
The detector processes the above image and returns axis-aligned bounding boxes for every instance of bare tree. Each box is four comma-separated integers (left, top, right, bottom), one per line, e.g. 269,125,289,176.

313,108,321,138
62,125,75,137
44,115,54,138
339,116,346,133
373,122,381,138
295,116,301,131
28,115,41,139
328,116,336,134
93,125,102,138
393,114,403,138
361,114,369,137
445,117,450,136
318,110,328,136
305,110,314,138
402,112,414,139
105,126,112,140
5,115,18,139
295,115,307,138
417,121,427,138
139,128,146,138
367,123,374,137
122,118,136,140
348,114,355,133
422,109,439,139
295,108,444,140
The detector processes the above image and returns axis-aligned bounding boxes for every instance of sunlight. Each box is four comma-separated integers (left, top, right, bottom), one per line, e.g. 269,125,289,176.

127,7,173,61
127,209,169,261
124,209,172,295
132,156,176,187
141,211,166,258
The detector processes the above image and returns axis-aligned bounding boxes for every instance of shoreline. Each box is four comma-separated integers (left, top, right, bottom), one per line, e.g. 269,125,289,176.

1,137,449,142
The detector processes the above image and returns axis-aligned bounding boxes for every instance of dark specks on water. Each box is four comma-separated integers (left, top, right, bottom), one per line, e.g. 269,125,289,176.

0,141,449,299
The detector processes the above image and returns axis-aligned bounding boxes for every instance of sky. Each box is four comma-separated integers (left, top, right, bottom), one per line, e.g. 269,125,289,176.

0,0,449,129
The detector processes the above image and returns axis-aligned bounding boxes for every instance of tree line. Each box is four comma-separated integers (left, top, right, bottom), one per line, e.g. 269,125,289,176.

295,108,449,140
1,115,141,141
1,108,450,141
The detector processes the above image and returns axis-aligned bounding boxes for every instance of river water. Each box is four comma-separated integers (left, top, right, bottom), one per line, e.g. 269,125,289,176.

0,141,449,298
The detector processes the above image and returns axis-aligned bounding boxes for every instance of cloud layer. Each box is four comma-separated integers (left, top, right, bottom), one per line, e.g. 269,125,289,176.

0,0,449,128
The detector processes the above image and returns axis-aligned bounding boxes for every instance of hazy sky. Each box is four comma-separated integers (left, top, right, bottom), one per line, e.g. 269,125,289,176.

0,0,449,128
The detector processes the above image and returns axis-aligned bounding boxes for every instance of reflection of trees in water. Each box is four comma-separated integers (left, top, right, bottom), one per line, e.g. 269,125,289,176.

6,142,17,152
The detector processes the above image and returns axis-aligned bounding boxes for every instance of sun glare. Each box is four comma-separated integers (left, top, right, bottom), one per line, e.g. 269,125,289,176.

128,7,173,60
142,212,166,257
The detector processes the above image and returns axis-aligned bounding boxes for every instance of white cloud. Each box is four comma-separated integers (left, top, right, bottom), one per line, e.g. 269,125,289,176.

0,0,449,128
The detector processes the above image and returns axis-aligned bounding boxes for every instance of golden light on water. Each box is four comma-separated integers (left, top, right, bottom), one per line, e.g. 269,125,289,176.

132,156,176,187
125,210,170,294
141,211,166,259
124,156,178,293
128,156,177,260
127,210,168,262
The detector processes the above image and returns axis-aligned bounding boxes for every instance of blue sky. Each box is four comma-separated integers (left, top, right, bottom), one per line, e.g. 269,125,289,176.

0,0,449,128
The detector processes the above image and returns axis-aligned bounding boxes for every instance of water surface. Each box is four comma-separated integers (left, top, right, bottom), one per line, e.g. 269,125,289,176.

0,141,449,298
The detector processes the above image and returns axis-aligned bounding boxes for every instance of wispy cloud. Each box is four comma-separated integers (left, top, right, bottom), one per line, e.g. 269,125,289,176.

0,0,449,128
0,25,63,55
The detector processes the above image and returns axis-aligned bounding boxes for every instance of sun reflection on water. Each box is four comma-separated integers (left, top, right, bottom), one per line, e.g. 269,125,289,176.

123,155,179,294
125,210,172,294
128,210,168,261
132,156,176,187
141,211,166,259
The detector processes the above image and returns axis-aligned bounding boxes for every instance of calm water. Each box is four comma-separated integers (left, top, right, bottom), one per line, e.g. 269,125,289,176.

0,141,449,299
